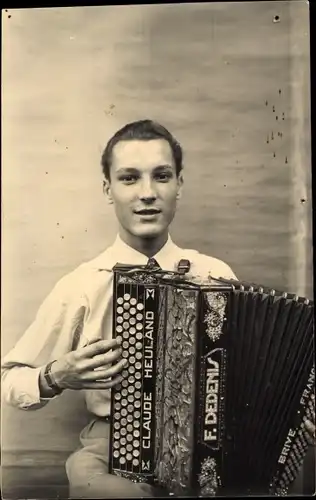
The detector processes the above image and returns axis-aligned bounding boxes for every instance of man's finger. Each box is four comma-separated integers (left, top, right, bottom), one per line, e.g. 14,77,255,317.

85,358,128,381
84,348,123,371
304,418,315,437
82,375,124,390
84,337,102,347
79,338,122,358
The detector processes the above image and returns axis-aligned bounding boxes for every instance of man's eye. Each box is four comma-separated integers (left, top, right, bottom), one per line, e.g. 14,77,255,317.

120,175,137,183
156,172,171,182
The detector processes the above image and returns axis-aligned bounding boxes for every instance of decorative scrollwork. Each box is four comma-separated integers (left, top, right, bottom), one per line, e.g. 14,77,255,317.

155,287,198,493
198,457,218,496
113,470,152,484
118,272,159,284
204,292,227,342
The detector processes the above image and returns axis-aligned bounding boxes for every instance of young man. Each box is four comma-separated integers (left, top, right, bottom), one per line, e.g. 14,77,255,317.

2,120,314,498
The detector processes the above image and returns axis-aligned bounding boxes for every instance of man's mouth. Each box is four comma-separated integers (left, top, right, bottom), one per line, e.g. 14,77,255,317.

134,209,162,215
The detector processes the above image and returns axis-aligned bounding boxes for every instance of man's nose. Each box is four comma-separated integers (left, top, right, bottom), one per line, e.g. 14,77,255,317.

138,179,157,202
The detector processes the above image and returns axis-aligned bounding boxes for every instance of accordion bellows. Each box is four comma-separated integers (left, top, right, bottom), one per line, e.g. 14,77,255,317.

109,264,314,496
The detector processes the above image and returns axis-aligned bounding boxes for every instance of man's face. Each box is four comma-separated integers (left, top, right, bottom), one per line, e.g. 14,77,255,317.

103,139,183,241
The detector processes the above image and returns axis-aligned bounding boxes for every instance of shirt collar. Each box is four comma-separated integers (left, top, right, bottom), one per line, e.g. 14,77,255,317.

99,234,182,272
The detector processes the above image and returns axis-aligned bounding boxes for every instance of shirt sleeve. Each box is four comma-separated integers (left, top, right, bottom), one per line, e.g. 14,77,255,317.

191,253,238,282
1,272,89,410
217,262,238,281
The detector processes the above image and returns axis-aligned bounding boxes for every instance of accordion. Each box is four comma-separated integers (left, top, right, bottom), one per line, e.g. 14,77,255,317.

109,262,314,496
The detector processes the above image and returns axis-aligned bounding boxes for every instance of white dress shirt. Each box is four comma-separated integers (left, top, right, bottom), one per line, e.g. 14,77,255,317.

1,235,237,417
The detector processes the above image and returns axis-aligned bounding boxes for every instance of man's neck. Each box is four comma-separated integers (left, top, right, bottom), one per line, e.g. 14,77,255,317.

118,230,169,259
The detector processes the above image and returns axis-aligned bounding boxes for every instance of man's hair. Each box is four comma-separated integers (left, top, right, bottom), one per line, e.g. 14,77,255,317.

101,119,183,180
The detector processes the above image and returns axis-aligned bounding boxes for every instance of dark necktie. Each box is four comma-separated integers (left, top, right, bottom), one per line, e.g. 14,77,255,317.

146,257,161,270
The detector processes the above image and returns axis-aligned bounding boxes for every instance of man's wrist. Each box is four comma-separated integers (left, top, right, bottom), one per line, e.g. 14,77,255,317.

43,360,64,395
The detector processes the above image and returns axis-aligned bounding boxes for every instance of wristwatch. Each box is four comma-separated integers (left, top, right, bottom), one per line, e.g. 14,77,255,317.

44,360,63,395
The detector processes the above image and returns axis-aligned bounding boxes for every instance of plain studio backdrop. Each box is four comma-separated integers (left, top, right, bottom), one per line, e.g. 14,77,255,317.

1,1,313,497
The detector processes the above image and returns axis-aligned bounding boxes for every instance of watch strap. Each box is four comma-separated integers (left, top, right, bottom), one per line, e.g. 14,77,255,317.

44,360,63,395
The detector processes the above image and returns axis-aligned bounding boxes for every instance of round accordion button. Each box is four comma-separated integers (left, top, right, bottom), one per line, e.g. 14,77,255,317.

130,298,137,306
117,307,124,314
117,297,124,305
137,303,144,311
124,294,131,301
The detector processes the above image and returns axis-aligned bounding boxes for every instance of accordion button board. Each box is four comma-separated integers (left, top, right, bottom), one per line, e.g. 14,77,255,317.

109,266,315,496
110,286,160,482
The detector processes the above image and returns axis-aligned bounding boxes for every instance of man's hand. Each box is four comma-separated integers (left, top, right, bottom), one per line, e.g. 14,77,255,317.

47,338,127,391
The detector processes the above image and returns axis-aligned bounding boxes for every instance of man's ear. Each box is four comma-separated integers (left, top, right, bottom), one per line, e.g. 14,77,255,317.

176,172,184,200
103,178,113,204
